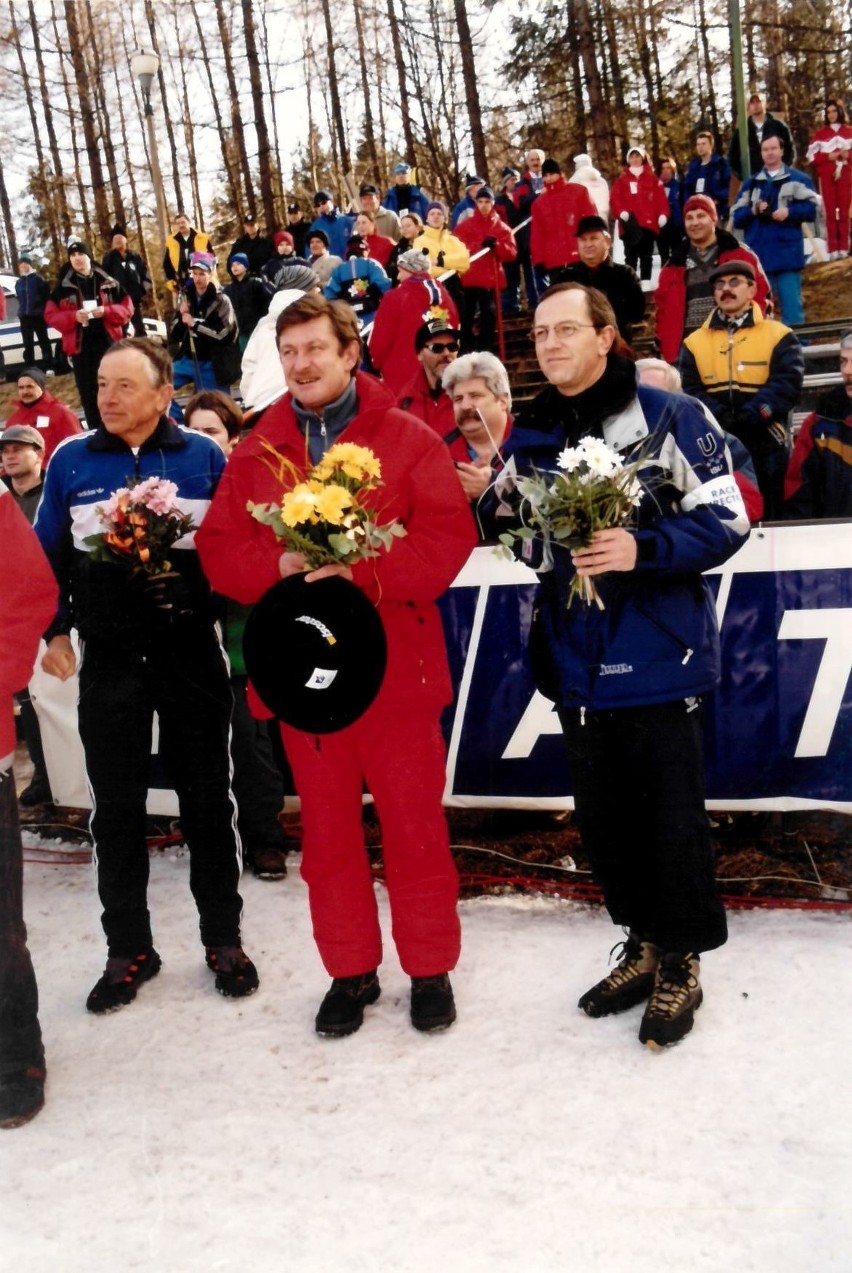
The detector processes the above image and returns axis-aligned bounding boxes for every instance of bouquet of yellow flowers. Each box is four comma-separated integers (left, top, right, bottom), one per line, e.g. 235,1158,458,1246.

84,477,195,575
496,437,647,609
248,440,407,569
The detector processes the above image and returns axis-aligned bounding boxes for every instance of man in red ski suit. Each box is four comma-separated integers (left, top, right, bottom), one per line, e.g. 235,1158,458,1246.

196,295,476,1037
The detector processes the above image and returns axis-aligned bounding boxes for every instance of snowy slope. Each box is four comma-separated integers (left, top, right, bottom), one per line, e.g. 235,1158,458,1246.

2,848,850,1273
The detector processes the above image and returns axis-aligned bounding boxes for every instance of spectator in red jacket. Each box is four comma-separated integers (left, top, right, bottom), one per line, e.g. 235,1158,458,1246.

454,187,517,352
806,99,852,258
610,147,670,284
396,318,460,438
369,250,459,393
4,368,83,462
529,159,597,285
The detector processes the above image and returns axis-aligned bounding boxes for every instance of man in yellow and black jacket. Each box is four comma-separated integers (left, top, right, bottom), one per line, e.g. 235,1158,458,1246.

163,211,213,293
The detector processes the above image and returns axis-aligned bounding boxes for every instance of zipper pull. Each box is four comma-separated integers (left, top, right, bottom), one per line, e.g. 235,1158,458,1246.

580,706,586,726
682,647,693,665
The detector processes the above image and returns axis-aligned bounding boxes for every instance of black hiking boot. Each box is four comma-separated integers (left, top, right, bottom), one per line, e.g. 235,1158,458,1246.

639,952,703,1048
205,946,260,998
578,933,660,1018
410,973,456,1032
315,971,380,1037
86,949,162,1014
0,1063,46,1130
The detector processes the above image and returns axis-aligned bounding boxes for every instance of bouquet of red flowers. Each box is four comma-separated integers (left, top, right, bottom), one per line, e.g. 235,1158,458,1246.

84,476,195,575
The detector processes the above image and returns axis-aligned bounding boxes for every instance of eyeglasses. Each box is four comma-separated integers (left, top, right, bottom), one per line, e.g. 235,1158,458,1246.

424,341,459,353
712,278,749,290
531,322,597,344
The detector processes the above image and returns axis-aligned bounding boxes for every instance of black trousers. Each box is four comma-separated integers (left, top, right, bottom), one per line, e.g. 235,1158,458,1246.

624,228,657,281
229,676,288,858
77,635,244,956
460,286,497,353
558,699,727,954
20,314,53,368
0,768,43,1078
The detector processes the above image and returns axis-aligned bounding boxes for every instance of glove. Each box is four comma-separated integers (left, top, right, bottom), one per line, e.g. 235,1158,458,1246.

658,214,668,228
142,570,193,617
482,236,498,249
436,251,445,267
620,211,630,222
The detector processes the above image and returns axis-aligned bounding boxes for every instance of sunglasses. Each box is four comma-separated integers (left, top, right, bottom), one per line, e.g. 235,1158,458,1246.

424,341,459,353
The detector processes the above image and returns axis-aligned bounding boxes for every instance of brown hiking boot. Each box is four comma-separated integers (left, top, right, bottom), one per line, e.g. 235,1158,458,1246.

578,933,660,1017
639,952,702,1048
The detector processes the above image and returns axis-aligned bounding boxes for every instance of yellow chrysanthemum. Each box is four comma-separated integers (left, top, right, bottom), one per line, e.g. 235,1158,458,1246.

281,483,319,527
318,442,382,483
314,483,354,526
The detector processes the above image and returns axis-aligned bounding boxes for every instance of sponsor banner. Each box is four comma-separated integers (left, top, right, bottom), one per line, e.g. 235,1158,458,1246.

35,525,852,813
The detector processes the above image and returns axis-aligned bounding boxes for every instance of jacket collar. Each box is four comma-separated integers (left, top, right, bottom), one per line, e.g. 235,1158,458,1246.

86,415,187,453
707,301,761,331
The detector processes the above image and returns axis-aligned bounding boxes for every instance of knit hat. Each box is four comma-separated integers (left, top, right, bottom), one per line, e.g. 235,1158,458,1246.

0,424,44,450
228,253,250,273
541,158,562,176
500,166,521,184
572,154,592,170
273,262,321,294
683,194,719,223
110,224,126,238
273,230,295,251
18,366,47,389
190,252,216,272
464,174,485,190
307,228,330,249
425,201,447,218
475,186,495,202
19,253,32,264
67,239,90,257
626,146,646,164
396,249,432,275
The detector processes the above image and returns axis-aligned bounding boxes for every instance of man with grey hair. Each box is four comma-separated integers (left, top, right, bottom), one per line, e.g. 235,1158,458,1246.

784,330,852,518
441,350,512,503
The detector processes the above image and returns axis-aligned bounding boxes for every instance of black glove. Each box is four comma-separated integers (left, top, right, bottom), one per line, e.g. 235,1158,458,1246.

482,236,498,250
142,570,193,617
436,251,446,267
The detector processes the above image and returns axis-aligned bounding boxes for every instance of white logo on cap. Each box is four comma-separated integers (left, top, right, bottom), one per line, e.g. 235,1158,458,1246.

306,668,338,690
296,614,337,644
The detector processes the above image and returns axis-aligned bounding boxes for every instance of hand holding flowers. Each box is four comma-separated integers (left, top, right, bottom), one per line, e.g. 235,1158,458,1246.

248,440,407,571
84,476,196,576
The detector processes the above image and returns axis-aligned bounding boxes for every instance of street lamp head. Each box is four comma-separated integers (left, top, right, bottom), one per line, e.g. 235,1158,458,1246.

131,49,159,107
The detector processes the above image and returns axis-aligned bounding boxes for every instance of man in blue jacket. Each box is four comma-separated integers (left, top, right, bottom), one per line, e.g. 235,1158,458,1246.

14,257,52,370
731,135,818,326
491,283,749,1048
307,191,355,260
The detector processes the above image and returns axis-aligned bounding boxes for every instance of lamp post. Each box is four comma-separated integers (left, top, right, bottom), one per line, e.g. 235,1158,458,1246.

131,49,169,253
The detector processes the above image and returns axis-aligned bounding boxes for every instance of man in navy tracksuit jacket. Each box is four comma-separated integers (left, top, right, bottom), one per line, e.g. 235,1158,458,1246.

489,282,749,1048
35,338,258,1013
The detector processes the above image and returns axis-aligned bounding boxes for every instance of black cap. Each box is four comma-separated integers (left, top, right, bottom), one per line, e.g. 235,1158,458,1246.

708,259,756,285
287,202,301,213
415,318,461,351
577,215,610,236
307,228,329,248
359,183,379,196
313,190,333,207
541,158,562,176
243,575,387,733
475,186,495,201
243,213,256,224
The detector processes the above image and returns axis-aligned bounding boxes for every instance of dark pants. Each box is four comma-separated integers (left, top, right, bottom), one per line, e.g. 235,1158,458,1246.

20,315,53,368
0,769,43,1079
15,690,50,796
624,228,657,281
460,286,497,353
71,355,103,430
229,676,288,858
77,635,244,956
558,699,727,954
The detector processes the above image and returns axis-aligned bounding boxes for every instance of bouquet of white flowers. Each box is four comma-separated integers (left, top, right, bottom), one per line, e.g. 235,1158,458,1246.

497,437,647,609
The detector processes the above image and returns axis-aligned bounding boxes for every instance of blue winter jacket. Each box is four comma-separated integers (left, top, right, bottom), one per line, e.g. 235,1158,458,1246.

15,270,50,318
682,154,732,218
732,165,818,273
491,361,750,711
306,210,355,260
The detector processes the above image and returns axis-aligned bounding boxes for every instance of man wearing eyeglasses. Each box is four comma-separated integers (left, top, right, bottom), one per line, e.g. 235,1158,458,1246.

490,282,749,1048
679,259,804,518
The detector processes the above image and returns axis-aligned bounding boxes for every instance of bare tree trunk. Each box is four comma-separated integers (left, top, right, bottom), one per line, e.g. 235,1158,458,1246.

352,0,380,178
171,8,204,230
83,0,127,230
320,0,351,174
142,0,184,213
452,0,488,181
241,0,276,227
213,0,258,215
8,0,58,252
191,1,242,216
107,22,149,279
566,1,588,157
696,0,719,138
259,0,285,220
575,0,615,173
386,0,416,160
64,0,111,239
0,154,18,268
51,0,92,242
30,0,71,239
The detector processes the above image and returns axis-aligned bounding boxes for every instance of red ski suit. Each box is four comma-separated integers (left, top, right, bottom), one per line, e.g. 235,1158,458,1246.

529,177,597,270
196,373,477,977
369,276,459,395
807,124,852,254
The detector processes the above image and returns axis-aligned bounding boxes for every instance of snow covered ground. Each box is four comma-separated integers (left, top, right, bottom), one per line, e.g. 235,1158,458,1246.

3,843,851,1273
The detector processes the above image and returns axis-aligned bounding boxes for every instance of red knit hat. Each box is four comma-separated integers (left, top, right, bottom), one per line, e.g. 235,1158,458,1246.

683,194,718,223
